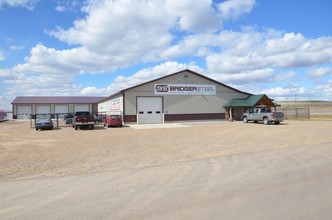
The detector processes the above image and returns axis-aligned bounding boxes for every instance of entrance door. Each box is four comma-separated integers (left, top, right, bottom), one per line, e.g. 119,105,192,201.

137,97,163,124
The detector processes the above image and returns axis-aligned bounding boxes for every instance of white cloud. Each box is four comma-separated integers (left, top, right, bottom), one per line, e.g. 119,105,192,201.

9,45,24,50
308,67,332,77
315,79,332,100
0,96,11,111
1,0,332,105
208,68,276,85
206,29,332,73
54,0,84,13
80,61,203,96
49,0,222,55
0,0,39,9
218,0,256,21
55,5,65,12
263,86,307,97
80,86,107,96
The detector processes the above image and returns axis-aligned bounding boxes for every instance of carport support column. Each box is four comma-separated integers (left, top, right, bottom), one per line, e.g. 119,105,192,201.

229,107,233,121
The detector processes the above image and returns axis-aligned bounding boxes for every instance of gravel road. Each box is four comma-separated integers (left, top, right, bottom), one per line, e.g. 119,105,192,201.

1,120,332,219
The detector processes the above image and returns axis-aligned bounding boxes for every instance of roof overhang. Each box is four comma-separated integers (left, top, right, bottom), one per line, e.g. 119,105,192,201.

224,94,280,108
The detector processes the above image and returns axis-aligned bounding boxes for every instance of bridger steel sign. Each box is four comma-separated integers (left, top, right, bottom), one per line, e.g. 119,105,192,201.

154,84,216,95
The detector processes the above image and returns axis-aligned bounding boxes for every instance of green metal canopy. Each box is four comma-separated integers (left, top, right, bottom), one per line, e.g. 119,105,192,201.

224,94,280,108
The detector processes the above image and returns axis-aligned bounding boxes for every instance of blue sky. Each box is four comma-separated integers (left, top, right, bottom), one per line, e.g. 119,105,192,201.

1,0,332,110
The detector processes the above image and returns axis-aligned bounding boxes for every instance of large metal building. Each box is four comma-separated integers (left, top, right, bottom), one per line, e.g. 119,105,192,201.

11,96,106,119
98,69,255,124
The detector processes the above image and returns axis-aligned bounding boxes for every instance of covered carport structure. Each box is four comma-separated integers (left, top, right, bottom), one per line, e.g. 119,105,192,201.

223,94,280,121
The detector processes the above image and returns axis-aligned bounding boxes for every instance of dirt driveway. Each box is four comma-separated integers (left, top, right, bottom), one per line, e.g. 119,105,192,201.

1,120,332,219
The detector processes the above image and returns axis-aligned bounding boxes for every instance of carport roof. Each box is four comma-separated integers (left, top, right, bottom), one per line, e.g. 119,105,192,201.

11,96,107,104
224,94,280,108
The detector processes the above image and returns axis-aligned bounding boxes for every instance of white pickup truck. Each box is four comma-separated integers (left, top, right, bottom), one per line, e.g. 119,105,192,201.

242,106,284,125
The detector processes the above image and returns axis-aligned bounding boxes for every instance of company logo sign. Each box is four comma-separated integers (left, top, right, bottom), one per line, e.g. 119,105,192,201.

155,85,169,93
154,84,216,95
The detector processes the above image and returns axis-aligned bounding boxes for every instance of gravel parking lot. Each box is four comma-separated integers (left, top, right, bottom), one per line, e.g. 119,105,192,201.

1,120,332,219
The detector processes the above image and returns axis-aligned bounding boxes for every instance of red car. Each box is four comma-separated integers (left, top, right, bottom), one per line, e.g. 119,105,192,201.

103,115,123,127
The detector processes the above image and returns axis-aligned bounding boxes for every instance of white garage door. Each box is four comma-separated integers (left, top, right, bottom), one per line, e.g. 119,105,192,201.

17,106,32,119
36,106,51,119
137,97,163,124
74,105,90,112
55,105,69,118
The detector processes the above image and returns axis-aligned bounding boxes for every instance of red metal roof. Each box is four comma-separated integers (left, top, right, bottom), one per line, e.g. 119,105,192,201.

11,96,107,104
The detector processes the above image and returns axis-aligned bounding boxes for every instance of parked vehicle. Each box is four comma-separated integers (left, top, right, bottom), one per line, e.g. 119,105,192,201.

103,115,123,127
64,114,73,124
94,115,104,124
242,106,284,125
72,111,95,130
36,118,54,131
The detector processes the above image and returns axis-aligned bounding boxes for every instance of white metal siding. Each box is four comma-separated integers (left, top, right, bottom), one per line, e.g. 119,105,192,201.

55,105,69,118
55,105,69,114
98,94,123,115
123,70,249,116
137,97,163,124
36,106,51,114
74,105,89,112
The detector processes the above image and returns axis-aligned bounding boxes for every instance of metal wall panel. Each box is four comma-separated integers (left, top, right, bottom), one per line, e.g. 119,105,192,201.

124,70,249,116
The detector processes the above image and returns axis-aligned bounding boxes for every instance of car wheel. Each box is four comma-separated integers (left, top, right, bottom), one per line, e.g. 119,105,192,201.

274,121,280,125
263,118,269,125
91,125,94,130
75,125,78,130
36,128,38,131
243,117,248,123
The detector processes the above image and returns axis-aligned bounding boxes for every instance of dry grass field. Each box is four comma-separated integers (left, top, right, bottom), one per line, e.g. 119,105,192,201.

1,119,332,219
277,100,332,120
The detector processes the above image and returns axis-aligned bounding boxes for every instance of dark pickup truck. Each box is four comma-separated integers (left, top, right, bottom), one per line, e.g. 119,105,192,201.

72,111,95,130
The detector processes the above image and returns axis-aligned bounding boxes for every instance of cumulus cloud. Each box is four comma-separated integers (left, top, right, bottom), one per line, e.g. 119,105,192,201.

80,61,203,96
0,96,11,111
206,29,332,74
208,68,276,85
0,0,39,9
49,0,222,62
9,45,24,50
1,0,332,103
218,0,256,21
263,86,307,97
54,0,84,13
308,67,332,77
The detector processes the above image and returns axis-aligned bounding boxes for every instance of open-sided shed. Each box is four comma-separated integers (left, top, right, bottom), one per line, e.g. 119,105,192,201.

223,94,280,120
